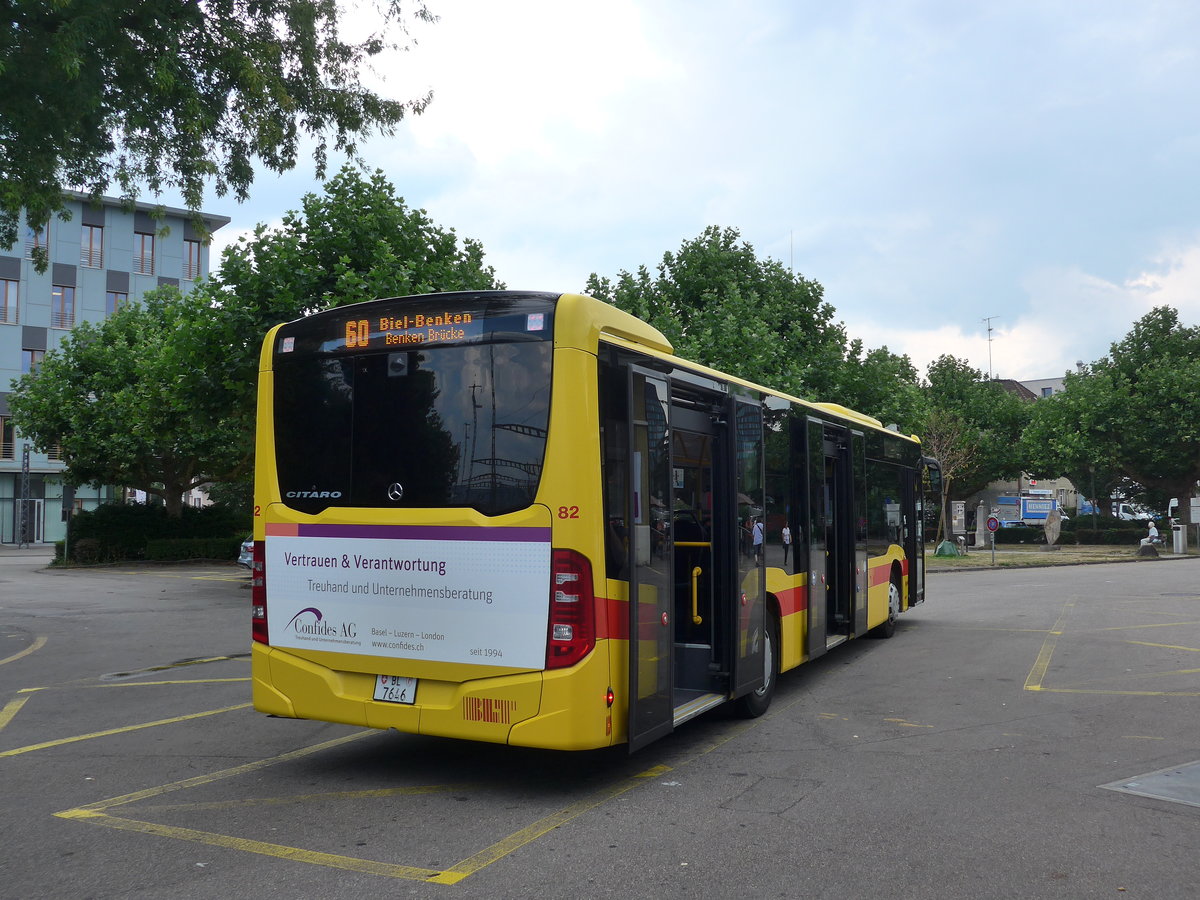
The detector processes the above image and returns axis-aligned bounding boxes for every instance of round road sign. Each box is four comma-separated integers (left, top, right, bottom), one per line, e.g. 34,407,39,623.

986,516,1000,533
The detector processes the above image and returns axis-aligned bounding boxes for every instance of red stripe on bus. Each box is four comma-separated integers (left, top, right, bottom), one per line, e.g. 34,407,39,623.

775,584,807,616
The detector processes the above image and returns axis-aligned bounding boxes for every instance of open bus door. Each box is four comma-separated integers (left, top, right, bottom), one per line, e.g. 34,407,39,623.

625,368,766,752
911,456,942,605
626,367,674,751
804,418,861,658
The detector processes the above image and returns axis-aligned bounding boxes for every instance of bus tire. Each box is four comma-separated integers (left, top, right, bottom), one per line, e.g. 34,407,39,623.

736,610,779,718
873,573,901,639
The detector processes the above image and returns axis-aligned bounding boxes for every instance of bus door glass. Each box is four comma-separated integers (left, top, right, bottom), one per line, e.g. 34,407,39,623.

803,418,828,660
823,425,854,637
627,367,674,751
729,399,766,699
851,431,869,636
916,458,942,604
670,403,717,699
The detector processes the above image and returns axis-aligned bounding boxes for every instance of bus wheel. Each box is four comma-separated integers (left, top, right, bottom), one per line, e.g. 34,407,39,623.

736,611,779,718
873,575,901,639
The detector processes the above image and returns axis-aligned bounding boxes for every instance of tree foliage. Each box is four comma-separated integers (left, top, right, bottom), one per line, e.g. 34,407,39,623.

215,166,501,329
0,0,434,254
8,168,501,514
7,287,246,516
586,226,848,400
1024,306,1200,530
918,355,1031,508
916,407,978,543
838,338,925,434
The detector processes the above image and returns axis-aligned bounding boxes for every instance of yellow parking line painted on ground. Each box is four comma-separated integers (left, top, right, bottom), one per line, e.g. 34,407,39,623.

54,693,782,883
67,730,377,812
1027,696,1200,700
0,635,46,668
111,570,244,582
138,783,480,813
1124,640,1200,653
0,703,251,758
635,764,671,778
57,810,445,882
1053,666,1200,690
75,678,252,689
1090,621,1200,632
0,697,30,733
430,773,657,884
19,678,250,693
1024,598,1074,692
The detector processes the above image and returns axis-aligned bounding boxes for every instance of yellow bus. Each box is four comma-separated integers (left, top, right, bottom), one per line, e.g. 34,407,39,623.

251,291,941,751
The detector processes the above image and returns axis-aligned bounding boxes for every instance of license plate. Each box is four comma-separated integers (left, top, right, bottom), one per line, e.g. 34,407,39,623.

373,674,417,704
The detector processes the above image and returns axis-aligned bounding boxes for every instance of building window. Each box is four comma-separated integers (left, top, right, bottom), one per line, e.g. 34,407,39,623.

0,278,16,324
47,442,64,462
51,285,75,328
106,291,128,316
1041,387,1053,397
25,223,48,258
1,416,14,460
184,239,202,280
81,224,103,267
133,232,155,275
22,348,44,374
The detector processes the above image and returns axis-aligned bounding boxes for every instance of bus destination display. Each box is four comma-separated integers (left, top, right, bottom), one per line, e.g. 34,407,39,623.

344,310,485,349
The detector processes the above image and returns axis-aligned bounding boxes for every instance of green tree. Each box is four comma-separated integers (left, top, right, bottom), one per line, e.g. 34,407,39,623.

917,407,978,543
0,0,433,259
214,166,500,329
1023,307,1200,539
8,168,502,515
585,226,847,400
1021,378,1126,516
837,339,925,434
8,287,247,516
919,355,1031,529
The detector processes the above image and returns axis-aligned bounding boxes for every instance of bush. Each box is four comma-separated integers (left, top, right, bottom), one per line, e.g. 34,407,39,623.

990,516,1149,546
994,526,1046,544
64,502,249,562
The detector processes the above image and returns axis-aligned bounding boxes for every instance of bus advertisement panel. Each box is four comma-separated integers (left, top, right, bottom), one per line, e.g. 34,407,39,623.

264,523,551,669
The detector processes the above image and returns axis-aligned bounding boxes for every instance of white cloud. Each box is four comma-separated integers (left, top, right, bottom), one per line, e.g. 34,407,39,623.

850,237,1200,383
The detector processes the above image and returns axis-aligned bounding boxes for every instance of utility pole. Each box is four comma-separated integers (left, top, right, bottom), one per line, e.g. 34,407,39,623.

982,316,999,380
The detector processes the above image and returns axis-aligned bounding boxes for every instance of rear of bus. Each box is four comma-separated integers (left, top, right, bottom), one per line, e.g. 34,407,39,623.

251,291,616,750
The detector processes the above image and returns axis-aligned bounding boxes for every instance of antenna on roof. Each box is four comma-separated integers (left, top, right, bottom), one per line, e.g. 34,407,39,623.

982,316,999,380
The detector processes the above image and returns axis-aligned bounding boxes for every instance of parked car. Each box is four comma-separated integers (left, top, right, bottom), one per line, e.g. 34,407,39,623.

238,537,254,569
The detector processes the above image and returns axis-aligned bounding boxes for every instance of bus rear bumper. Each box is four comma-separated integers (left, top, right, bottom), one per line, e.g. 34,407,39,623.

250,642,615,750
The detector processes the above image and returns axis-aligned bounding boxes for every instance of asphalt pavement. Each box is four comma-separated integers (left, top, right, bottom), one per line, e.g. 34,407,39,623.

1,548,1198,899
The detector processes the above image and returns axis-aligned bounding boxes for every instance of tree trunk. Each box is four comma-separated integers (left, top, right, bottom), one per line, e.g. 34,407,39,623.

163,488,185,518
937,476,954,545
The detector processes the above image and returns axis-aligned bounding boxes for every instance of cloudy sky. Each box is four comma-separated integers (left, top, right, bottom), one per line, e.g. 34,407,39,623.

211,0,1200,383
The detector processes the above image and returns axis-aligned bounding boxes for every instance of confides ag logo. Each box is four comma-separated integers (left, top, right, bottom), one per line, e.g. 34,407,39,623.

285,607,358,640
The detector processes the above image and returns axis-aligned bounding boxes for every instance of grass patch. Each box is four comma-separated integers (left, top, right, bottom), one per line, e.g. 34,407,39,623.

927,544,1199,570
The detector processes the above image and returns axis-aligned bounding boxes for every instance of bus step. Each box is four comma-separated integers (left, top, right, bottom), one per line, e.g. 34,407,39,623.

672,691,726,726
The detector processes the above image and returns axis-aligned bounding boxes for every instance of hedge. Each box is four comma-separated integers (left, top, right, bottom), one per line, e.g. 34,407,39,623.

62,502,248,564
991,517,1150,546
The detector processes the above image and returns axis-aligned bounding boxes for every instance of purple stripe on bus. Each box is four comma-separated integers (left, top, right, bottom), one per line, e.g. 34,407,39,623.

292,524,552,543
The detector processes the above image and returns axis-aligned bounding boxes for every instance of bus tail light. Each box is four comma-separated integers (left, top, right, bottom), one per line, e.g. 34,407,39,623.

546,549,595,670
251,540,269,645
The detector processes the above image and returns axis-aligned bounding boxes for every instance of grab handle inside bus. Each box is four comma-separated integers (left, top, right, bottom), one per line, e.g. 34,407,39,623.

691,566,703,625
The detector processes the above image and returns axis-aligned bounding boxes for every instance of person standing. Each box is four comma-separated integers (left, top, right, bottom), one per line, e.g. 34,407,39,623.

781,523,792,566
752,517,765,563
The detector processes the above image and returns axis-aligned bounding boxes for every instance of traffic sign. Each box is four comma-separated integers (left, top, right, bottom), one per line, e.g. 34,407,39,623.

986,516,1000,533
